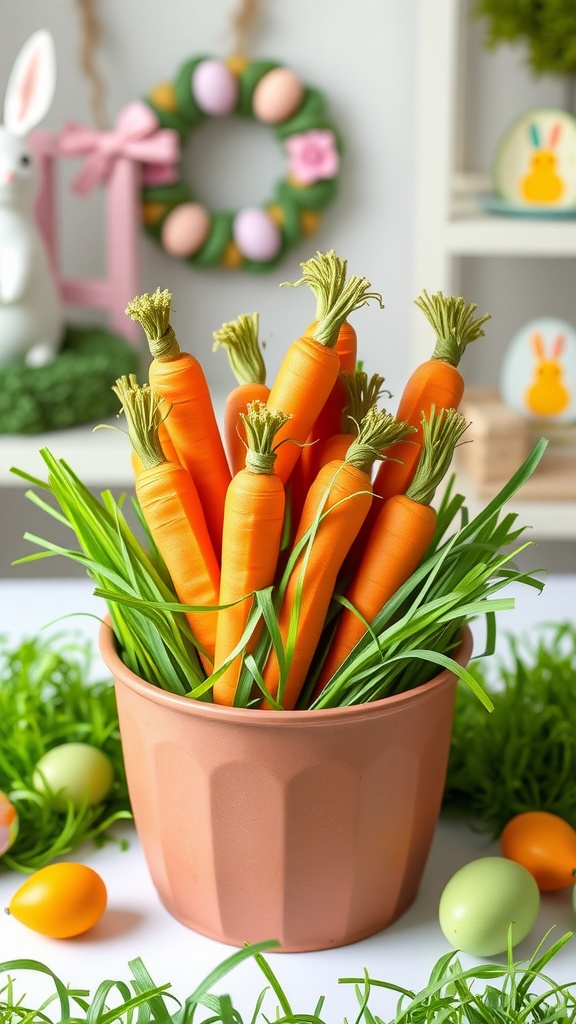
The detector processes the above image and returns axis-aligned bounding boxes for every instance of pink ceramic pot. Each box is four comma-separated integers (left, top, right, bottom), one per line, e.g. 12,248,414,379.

100,621,472,952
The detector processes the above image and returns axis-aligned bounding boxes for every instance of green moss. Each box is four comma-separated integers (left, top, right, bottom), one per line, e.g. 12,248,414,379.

444,621,576,836
0,324,141,434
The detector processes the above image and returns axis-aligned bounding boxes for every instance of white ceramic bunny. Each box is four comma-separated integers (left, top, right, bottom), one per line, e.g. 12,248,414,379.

0,29,62,368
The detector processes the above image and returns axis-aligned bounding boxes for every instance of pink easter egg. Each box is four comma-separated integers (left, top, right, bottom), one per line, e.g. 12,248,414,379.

162,203,211,257
0,790,18,856
253,67,304,124
192,60,238,117
233,208,282,262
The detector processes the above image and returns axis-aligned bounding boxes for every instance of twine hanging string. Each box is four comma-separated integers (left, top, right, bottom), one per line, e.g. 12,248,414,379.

230,0,261,58
73,0,108,129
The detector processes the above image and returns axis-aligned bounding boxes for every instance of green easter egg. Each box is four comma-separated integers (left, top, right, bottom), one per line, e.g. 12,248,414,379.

439,856,540,957
33,743,114,812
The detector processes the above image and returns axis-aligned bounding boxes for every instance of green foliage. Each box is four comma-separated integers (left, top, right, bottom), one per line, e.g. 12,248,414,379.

0,931,574,1023
0,632,132,873
0,324,140,434
12,443,548,711
12,450,206,697
473,0,576,76
303,442,547,710
444,621,576,836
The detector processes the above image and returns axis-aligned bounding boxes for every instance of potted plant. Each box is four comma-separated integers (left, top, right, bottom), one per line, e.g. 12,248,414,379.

13,252,547,951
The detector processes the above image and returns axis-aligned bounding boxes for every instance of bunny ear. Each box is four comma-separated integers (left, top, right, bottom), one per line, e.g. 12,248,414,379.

4,30,56,136
549,121,562,149
531,332,546,359
529,123,541,149
552,333,566,359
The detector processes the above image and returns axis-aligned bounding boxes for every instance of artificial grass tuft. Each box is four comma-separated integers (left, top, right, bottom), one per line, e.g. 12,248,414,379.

444,621,576,837
0,323,140,434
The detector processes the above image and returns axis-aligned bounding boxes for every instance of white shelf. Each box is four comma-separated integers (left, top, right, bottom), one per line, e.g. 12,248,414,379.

1,421,135,488
446,177,576,256
1,394,229,488
446,465,576,540
414,0,576,540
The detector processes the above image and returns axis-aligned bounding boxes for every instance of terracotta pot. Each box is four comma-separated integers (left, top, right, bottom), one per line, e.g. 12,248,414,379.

100,621,473,952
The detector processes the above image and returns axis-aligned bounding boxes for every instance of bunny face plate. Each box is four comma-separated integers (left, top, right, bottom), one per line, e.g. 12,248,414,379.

491,107,576,212
500,316,576,424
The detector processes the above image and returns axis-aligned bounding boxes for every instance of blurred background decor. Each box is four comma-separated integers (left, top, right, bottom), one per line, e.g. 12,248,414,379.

0,11,142,434
480,108,576,216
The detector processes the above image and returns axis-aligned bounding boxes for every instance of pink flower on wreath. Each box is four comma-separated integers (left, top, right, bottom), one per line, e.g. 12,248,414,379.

285,129,340,185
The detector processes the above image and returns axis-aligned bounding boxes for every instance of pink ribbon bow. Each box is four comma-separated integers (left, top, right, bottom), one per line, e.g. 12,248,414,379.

59,100,181,194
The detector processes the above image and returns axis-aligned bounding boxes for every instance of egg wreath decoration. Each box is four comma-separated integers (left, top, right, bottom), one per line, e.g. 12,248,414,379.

140,56,342,271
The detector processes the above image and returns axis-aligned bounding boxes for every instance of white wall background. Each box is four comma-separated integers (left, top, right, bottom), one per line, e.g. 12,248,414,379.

1,0,575,575
0,0,418,403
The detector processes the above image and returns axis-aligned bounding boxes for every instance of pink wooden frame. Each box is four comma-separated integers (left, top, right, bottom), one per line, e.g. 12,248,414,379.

30,128,141,345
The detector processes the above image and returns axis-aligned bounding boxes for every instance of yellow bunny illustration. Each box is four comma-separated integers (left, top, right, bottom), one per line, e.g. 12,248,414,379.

521,122,564,204
524,332,571,416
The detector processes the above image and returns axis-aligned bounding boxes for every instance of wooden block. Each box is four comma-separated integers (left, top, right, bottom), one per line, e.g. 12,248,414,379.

472,452,576,500
457,387,529,485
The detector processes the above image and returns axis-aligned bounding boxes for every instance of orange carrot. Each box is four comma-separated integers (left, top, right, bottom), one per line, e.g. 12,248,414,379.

290,323,360,519
113,376,220,667
318,370,388,468
212,312,271,476
125,289,231,561
371,290,489,506
268,251,384,486
260,407,412,711
313,407,469,700
212,401,292,706
306,320,359,460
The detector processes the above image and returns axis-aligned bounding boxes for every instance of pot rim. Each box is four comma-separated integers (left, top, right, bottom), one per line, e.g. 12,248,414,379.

99,617,473,727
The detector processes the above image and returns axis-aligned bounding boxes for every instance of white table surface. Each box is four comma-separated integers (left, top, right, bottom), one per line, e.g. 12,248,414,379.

1,575,576,1018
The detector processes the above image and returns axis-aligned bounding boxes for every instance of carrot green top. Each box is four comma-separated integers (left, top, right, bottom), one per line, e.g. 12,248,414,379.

113,374,168,469
213,312,266,386
406,407,469,506
415,290,491,367
283,250,384,349
239,400,292,475
125,288,181,361
344,406,415,474
341,371,389,433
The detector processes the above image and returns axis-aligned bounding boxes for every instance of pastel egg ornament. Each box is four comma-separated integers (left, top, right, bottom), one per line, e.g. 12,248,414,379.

501,811,576,891
161,202,211,258
233,207,282,263
253,67,304,124
7,862,107,938
33,742,114,813
192,59,238,117
439,856,540,957
0,790,19,856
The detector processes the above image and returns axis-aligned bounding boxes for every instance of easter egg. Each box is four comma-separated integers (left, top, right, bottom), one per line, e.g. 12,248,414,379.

253,67,304,124
33,743,114,812
161,202,211,257
0,790,19,855
8,862,107,938
192,59,238,117
439,856,540,957
233,207,282,262
501,810,576,891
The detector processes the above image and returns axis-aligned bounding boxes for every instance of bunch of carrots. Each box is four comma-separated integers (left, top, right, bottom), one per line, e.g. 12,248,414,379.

115,250,490,711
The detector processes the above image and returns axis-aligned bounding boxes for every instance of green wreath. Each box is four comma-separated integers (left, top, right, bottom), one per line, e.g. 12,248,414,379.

141,56,343,273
